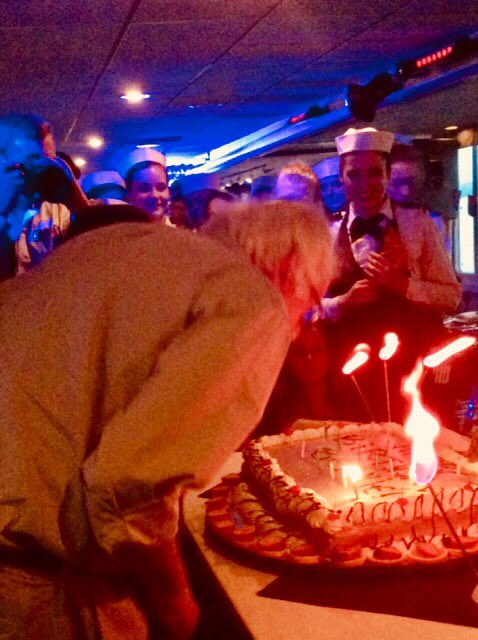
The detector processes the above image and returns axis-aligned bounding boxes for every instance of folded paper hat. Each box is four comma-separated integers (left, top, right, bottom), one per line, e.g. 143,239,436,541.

250,175,276,196
81,170,126,195
179,173,220,196
312,156,340,180
120,148,167,178
335,127,395,156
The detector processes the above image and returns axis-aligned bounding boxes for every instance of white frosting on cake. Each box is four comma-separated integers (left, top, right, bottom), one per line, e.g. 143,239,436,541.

243,421,478,544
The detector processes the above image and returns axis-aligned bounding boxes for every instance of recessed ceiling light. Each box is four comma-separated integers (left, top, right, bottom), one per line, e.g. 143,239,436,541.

87,136,104,149
121,90,150,104
136,143,159,149
73,157,86,168
444,125,458,131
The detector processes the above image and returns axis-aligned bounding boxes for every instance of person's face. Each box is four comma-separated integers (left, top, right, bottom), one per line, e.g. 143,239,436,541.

127,164,169,217
169,199,189,227
319,174,346,213
387,160,423,203
207,196,232,220
341,151,389,217
0,125,44,196
275,175,314,202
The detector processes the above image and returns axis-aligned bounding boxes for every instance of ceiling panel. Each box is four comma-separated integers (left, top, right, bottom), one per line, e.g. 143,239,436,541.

134,0,279,23
0,0,475,167
0,0,131,27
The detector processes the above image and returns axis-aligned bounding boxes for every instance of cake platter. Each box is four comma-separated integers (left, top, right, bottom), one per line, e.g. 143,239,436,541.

204,420,478,573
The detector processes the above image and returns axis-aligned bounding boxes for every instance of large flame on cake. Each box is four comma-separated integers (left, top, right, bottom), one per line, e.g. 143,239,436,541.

342,343,371,375
378,332,399,361
402,360,440,486
423,336,476,368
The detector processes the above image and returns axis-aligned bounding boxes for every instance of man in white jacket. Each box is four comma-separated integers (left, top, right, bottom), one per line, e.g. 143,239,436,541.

321,127,461,422
0,201,333,639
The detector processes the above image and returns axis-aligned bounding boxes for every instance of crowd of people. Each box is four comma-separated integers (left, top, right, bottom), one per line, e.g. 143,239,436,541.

0,112,461,638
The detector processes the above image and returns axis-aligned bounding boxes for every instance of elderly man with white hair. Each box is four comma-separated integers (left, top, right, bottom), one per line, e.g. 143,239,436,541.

0,198,334,639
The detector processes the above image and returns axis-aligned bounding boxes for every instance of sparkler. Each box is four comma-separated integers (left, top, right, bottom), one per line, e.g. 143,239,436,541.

342,343,376,422
378,332,399,422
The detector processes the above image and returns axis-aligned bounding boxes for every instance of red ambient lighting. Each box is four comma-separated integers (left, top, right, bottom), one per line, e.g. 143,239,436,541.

289,113,306,125
416,45,453,69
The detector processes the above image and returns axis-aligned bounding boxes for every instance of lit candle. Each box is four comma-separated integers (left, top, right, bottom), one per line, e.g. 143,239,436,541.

342,464,363,501
424,336,476,369
329,461,335,480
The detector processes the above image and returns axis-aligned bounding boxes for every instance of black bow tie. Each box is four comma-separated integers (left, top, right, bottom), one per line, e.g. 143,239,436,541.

349,213,388,243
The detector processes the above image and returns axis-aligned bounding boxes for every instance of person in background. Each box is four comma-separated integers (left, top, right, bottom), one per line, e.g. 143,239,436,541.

0,113,89,279
82,170,127,204
122,147,171,222
0,202,295,639
169,195,190,228
250,174,277,201
184,188,234,229
57,151,82,180
387,142,448,250
321,127,461,421
254,322,333,437
312,155,347,223
274,161,317,203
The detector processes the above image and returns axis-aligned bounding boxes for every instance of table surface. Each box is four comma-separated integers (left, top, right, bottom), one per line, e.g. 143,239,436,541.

182,428,478,640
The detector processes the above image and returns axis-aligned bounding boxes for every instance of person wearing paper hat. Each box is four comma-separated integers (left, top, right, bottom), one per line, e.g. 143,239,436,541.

122,148,170,220
274,162,317,203
312,155,346,218
320,126,460,422
250,175,276,201
81,170,126,203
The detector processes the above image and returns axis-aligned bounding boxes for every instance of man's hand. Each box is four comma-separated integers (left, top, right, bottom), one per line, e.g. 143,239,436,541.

364,251,409,294
341,279,378,308
0,164,28,217
24,155,89,210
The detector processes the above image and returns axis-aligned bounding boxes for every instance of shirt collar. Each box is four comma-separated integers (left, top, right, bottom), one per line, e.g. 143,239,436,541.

347,197,393,231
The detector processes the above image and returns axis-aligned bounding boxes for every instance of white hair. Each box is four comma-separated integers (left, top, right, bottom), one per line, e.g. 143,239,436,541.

201,199,335,304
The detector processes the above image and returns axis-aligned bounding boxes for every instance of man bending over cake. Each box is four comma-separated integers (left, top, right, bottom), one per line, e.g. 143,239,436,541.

321,127,461,422
0,201,333,639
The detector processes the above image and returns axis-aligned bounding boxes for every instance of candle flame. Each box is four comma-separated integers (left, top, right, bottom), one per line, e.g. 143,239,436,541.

423,336,476,368
342,464,363,486
379,332,399,361
342,343,370,375
402,360,440,485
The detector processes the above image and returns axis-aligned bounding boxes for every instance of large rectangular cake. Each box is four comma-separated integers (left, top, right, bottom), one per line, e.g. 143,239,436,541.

219,421,478,566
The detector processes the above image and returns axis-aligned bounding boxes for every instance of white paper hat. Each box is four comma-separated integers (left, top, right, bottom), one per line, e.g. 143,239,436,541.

335,127,395,156
312,156,340,180
179,173,220,196
120,148,167,178
81,170,126,195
